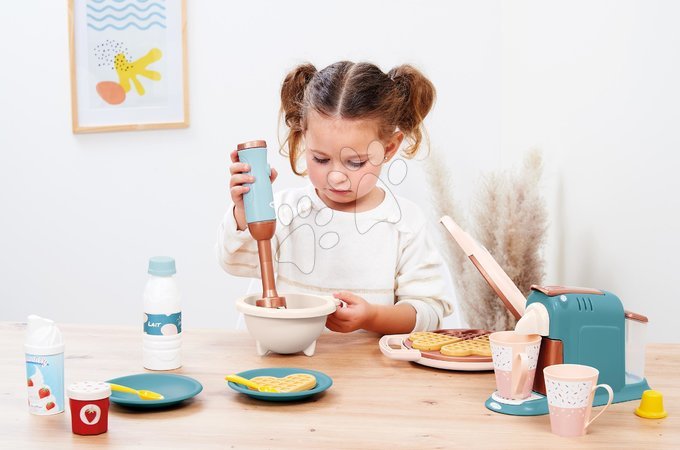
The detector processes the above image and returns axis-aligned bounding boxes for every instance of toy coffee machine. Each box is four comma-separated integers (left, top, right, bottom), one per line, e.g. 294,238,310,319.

440,216,650,416
237,140,286,309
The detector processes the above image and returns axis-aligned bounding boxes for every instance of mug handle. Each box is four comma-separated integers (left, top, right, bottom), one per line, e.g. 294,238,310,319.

585,384,614,429
512,352,529,397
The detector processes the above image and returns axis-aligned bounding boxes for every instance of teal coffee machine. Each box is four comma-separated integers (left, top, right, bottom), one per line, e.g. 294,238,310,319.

440,216,650,416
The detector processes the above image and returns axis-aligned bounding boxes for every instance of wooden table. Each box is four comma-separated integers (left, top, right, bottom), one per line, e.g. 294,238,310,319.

0,322,677,449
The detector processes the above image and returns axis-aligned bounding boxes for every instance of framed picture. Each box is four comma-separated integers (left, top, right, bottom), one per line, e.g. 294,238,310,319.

68,0,189,133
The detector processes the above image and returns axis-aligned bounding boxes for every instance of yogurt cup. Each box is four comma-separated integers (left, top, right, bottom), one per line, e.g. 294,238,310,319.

67,381,111,435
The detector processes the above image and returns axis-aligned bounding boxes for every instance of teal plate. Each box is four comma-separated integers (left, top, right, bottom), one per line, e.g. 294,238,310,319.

107,373,203,409
226,367,332,402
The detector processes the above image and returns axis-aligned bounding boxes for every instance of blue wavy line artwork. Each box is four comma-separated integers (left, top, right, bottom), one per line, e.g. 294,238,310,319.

86,0,167,32
90,0,154,4
87,21,166,31
87,3,165,14
87,12,166,22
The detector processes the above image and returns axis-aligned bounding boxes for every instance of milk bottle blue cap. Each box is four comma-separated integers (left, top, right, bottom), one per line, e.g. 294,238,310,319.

148,256,176,276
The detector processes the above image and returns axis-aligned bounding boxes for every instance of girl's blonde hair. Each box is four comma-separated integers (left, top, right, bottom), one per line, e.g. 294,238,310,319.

279,61,436,175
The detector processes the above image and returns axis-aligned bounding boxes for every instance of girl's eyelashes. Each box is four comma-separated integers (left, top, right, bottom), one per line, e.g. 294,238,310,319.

347,160,367,169
312,155,367,169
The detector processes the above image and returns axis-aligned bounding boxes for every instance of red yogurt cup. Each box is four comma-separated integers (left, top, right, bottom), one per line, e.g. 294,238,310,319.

67,381,111,435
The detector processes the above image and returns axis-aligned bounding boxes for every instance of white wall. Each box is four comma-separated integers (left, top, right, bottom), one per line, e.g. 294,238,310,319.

0,1,498,331
1,1,677,342
500,0,680,343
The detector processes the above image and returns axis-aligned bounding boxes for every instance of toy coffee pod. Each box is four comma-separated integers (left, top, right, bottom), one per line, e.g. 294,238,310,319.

635,389,667,419
67,381,111,436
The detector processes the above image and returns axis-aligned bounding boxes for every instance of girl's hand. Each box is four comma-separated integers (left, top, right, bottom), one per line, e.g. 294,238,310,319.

326,291,376,333
229,149,278,231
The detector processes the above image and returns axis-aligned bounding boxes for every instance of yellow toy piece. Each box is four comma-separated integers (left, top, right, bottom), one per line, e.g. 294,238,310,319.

409,332,461,351
440,335,492,357
408,331,439,342
248,373,317,393
635,390,668,419
114,48,162,95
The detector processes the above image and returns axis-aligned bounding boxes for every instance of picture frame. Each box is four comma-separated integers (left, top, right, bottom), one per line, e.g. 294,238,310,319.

68,0,189,133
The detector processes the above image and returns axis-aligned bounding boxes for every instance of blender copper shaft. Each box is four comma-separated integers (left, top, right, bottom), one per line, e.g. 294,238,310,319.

247,220,287,309
254,236,286,308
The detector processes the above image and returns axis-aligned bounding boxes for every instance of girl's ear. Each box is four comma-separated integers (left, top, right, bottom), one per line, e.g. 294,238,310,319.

383,131,404,161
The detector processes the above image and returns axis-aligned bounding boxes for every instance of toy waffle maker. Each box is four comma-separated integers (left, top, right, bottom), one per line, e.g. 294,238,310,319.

439,215,651,416
379,329,494,371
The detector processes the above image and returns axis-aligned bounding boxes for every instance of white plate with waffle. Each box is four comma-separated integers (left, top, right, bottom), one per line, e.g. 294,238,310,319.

226,367,332,402
379,329,494,371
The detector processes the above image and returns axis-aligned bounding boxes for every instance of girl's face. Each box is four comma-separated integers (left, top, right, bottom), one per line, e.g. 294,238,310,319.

303,111,403,211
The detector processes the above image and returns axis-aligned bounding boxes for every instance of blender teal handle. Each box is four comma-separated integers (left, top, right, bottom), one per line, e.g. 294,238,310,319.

237,143,276,224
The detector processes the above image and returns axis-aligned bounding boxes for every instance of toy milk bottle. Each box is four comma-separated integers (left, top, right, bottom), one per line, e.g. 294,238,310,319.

143,256,182,370
25,315,65,415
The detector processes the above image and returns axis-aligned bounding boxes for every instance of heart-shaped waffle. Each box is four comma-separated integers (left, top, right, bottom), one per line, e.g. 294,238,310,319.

440,335,491,357
249,373,317,393
408,331,462,351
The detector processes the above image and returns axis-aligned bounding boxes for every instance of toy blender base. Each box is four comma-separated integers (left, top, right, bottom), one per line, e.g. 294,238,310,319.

485,376,651,416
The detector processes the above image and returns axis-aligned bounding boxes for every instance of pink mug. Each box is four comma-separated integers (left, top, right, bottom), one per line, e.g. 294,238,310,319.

489,331,541,400
544,364,614,437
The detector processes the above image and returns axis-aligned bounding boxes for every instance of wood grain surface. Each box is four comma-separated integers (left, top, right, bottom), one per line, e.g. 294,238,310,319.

0,322,677,449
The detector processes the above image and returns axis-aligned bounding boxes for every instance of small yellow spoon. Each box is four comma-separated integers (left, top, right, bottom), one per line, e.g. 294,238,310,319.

109,383,165,400
225,374,279,393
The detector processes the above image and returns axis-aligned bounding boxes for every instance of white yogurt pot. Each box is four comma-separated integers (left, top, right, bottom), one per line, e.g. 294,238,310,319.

235,293,338,356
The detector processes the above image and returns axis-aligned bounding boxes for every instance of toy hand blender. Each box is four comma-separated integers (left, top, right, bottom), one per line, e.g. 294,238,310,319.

237,140,287,308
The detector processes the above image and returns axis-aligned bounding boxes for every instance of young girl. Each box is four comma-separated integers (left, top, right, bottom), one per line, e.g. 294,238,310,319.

217,61,452,334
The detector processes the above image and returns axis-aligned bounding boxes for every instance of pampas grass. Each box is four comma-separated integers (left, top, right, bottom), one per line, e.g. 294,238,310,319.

426,150,548,331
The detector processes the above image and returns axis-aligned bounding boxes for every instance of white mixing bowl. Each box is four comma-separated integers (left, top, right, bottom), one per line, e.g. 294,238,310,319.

235,293,338,356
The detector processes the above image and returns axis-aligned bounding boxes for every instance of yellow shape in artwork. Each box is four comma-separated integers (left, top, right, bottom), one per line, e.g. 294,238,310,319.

114,48,162,96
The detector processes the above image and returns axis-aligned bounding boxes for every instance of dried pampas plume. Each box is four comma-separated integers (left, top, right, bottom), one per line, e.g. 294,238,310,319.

426,149,548,331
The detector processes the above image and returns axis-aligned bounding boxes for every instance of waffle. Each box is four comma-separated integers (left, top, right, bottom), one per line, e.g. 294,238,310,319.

249,373,317,393
408,331,462,351
440,335,491,357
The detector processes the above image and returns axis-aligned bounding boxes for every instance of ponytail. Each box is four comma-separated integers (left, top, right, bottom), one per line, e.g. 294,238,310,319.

279,63,316,175
388,65,436,158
